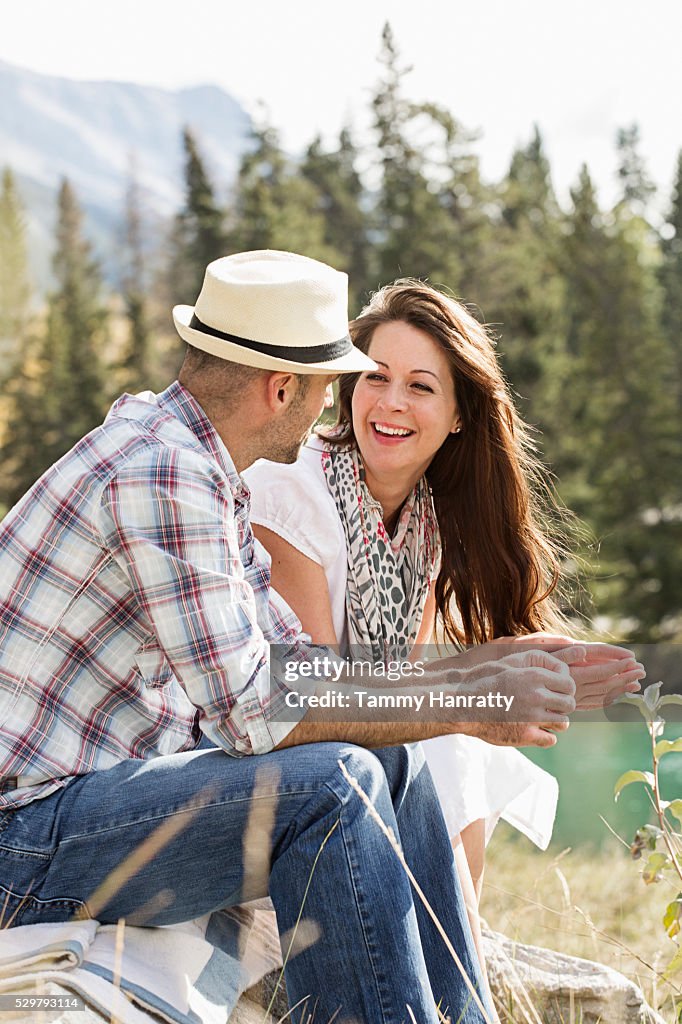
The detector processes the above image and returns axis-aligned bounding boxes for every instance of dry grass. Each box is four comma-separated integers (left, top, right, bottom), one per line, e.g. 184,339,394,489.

481,824,681,1020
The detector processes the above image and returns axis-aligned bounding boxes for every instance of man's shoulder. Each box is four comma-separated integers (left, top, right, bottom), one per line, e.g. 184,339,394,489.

105,391,203,452
4,395,227,531
104,384,239,490
94,424,232,506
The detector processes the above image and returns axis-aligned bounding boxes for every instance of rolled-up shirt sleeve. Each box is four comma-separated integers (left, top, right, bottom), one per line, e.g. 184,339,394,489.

97,445,306,755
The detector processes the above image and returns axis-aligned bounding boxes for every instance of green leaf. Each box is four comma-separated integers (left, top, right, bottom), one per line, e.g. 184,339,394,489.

642,824,664,848
663,942,682,981
630,824,664,859
664,895,682,939
656,738,682,759
614,770,655,801
660,695,682,708
643,851,670,884
667,800,682,823
615,693,654,721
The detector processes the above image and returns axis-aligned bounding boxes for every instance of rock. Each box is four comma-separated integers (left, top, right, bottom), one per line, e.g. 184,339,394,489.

233,932,667,1024
227,992,279,1024
238,970,288,1023
482,928,667,1024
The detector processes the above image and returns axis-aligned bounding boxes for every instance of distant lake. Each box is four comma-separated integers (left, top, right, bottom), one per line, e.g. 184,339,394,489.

524,720,682,848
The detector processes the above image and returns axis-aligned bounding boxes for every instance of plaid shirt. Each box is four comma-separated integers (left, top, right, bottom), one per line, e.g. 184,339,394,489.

0,382,307,811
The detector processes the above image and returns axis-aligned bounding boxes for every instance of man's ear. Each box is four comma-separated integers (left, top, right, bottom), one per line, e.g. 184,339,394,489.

264,372,297,412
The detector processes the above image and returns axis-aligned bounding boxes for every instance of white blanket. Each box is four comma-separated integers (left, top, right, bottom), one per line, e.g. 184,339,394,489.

0,908,283,1024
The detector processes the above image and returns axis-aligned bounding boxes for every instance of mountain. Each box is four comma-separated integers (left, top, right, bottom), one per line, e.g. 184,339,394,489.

0,60,253,285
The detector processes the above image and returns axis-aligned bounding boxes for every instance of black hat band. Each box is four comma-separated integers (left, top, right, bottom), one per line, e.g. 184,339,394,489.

189,315,352,363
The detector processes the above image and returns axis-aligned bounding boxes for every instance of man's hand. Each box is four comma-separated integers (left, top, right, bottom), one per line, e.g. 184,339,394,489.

424,647,579,748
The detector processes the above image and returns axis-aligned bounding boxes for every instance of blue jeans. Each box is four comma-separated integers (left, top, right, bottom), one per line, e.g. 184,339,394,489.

0,742,489,1024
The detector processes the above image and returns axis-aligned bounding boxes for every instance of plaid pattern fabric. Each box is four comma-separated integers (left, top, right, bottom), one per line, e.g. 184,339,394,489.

0,382,306,811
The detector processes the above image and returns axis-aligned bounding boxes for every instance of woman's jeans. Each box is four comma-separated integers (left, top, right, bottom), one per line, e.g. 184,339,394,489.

0,741,489,1024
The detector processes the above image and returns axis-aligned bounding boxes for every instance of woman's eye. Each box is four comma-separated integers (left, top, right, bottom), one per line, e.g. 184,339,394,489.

412,382,434,393
366,373,388,383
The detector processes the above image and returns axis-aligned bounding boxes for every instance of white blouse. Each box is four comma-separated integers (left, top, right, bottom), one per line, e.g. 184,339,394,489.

246,438,349,650
244,439,558,849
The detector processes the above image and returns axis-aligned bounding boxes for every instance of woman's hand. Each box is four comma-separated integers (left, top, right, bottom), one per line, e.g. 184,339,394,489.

452,633,645,710
553,642,645,709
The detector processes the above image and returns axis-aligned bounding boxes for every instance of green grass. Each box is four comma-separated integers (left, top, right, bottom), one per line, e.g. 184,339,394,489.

481,824,681,1021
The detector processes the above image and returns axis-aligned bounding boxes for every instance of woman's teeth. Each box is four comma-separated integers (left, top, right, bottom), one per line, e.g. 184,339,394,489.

373,424,413,437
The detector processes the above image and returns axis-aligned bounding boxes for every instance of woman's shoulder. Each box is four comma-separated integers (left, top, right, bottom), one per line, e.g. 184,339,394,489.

298,434,328,474
243,440,343,566
243,438,328,499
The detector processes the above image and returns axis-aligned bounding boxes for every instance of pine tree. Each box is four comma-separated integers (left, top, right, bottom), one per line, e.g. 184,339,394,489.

231,121,338,264
371,23,460,287
301,129,371,312
660,150,682,414
557,166,615,497
231,123,288,252
560,163,681,638
0,168,34,512
435,111,494,303
1,179,109,506
120,166,152,391
478,127,567,443
0,341,49,514
170,127,226,303
616,123,656,217
503,125,560,229
0,167,32,372
47,179,107,446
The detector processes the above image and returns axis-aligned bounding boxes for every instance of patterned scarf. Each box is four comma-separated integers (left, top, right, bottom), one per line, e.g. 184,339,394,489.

320,441,440,661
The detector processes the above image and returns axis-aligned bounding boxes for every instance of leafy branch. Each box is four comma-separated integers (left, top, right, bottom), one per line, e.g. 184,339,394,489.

615,683,682,990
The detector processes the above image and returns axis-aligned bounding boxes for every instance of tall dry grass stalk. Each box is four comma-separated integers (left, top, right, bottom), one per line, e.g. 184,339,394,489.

263,818,340,1023
337,758,497,1024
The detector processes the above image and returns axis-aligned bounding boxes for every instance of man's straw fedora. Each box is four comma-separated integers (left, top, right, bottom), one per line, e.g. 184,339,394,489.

173,250,377,374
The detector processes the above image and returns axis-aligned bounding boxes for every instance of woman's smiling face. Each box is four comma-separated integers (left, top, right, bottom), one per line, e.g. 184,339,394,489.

351,321,461,487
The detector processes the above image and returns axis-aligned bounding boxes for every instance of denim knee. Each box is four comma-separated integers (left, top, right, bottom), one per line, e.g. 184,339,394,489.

330,744,393,809
372,743,428,806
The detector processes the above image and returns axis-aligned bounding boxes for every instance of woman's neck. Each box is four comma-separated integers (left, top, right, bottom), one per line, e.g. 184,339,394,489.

362,465,419,536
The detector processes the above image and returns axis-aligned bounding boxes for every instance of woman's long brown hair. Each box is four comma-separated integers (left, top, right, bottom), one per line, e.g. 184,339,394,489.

322,279,575,646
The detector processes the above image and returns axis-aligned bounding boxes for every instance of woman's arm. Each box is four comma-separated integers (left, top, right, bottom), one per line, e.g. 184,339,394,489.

253,524,339,646
255,523,581,752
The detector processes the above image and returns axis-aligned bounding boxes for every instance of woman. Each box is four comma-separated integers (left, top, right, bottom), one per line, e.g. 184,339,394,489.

243,280,644,1002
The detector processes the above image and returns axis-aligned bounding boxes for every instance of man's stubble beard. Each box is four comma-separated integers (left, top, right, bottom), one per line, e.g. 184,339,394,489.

261,378,315,465
266,423,312,464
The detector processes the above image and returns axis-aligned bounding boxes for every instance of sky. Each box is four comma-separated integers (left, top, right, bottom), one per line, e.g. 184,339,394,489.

2,0,681,213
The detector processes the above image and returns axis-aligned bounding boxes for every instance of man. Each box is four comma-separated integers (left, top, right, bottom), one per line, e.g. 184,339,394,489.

0,251,642,1023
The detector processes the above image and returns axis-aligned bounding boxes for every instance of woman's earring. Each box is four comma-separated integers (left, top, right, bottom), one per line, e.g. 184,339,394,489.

452,425,462,434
